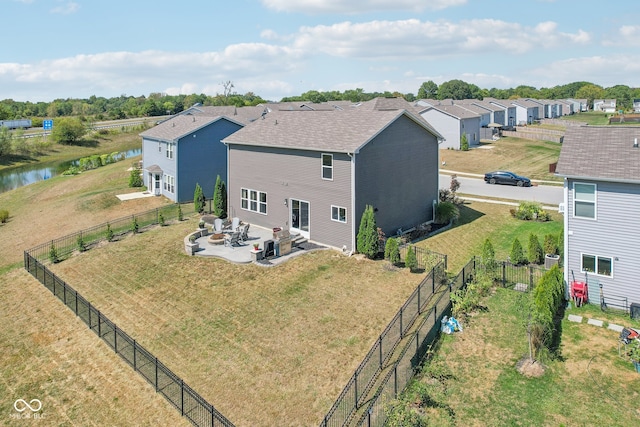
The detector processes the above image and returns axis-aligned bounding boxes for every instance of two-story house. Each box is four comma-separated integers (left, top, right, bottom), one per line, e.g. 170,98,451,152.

222,108,443,251
417,104,481,149
555,126,640,310
140,114,244,203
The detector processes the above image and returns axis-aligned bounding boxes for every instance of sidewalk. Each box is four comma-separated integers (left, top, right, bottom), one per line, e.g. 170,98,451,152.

441,169,562,186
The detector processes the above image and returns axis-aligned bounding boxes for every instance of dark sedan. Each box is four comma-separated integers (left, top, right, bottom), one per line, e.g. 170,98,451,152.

484,171,531,187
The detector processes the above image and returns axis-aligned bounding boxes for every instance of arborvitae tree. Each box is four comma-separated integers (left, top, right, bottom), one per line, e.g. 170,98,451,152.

460,133,469,151
510,237,527,265
158,211,165,226
481,238,497,270
76,234,86,252
194,183,205,213
128,166,143,187
405,246,418,272
557,229,564,258
384,237,400,265
49,242,59,264
177,204,183,221
131,216,139,234
528,233,544,265
212,175,227,219
357,205,378,259
105,223,114,242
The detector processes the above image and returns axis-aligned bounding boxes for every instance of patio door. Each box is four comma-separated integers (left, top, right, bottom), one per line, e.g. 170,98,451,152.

154,174,161,196
290,199,310,239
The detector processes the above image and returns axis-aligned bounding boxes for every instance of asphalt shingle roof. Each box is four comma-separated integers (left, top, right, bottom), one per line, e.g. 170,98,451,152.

139,115,223,142
555,126,640,182
222,108,441,153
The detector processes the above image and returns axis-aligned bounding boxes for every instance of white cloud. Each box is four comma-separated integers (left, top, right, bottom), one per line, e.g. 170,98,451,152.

260,0,466,14
602,25,640,46
51,1,80,14
292,18,589,59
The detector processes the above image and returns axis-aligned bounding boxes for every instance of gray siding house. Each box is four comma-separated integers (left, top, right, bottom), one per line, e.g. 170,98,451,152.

556,126,640,309
222,109,443,251
140,114,244,203
418,104,481,149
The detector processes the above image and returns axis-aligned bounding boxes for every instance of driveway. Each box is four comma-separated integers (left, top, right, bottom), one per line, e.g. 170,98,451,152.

439,173,563,206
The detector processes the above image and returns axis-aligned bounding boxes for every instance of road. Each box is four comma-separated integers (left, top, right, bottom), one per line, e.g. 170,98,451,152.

439,174,563,206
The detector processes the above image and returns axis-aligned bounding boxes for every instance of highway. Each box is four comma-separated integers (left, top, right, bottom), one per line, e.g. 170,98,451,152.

439,173,564,206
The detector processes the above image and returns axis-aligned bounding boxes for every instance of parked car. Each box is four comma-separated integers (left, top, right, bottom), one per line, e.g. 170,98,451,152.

484,171,531,187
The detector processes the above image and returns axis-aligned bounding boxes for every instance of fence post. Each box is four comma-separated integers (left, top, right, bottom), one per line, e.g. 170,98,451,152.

88,301,91,330
98,311,101,337
181,379,184,416
75,291,78,315
418,281,421,314
529,266,534,289
114,324,118,354
355,375,358,408
379,336,383,368
400,309,404,339
502,262,507,287
394,366,398,397
444,254,448,270
133,340,137,370
155,357,159,391
432,267,436,294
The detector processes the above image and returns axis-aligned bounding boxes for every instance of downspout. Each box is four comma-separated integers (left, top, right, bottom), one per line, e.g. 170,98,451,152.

563,178,569,298
348,152,356,253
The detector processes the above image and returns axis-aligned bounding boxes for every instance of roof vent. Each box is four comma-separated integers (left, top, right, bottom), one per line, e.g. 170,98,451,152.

172,122,175,127
634,138,638,148
192,116,196,122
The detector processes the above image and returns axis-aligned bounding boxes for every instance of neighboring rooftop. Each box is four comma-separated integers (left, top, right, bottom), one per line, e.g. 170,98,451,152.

556,126,640,182
139,115,228,142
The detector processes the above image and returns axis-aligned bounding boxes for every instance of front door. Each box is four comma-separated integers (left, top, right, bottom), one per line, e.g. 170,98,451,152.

290,199,310,239
154,174,161,195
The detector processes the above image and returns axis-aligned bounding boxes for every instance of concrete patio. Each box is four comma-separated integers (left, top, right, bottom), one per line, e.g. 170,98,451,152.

191,224,326,265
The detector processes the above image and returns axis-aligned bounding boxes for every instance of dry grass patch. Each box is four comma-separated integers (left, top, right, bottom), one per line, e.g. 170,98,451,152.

0,158,171,270
48,221,424,426
0,268,189,426
440,136,562,181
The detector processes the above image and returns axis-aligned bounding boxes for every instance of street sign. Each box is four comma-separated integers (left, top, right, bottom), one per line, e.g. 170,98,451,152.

43,119,53,130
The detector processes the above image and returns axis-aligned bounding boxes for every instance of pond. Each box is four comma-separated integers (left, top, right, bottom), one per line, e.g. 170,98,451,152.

0,148,142,194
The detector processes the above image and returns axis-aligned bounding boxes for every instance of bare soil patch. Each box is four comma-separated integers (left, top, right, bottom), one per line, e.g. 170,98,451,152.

516,356,545,377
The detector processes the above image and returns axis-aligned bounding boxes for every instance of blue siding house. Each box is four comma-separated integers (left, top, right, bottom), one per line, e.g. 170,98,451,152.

556,126,640,310
140,115,244,203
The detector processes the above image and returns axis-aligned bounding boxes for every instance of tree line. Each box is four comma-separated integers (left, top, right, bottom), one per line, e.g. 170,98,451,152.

2,80,639,123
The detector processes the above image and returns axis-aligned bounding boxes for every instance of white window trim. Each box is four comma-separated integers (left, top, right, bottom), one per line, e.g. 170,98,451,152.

580,252,613,277
241,187,267,215
573,182,596,220
166,142,174,159
331,205,347,223
321,153,333,181
164,174,175,194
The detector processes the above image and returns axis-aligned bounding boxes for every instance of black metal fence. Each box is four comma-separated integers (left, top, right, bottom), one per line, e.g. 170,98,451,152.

27,204,184,263
320,259,449,426
319,257,547,427
23,253,234,427
399,244,448,271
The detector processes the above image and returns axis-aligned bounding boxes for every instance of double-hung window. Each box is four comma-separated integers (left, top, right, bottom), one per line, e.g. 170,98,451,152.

166,143,174,159
573,182,596,219
581,254,612,277
331,205,347,223
322,153,333,180
164,175,175,193
241,188,267,214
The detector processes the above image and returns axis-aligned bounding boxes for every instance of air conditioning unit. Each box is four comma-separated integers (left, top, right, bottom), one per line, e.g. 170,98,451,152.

558,203,565,213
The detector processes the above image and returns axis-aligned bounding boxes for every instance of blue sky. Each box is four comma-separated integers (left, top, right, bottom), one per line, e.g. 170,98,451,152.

2,0,639,102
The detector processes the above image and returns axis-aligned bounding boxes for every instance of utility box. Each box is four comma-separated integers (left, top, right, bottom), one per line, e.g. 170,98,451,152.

631,303,640,320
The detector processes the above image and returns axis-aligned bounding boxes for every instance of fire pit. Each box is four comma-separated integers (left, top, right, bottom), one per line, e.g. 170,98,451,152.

207,233,225,245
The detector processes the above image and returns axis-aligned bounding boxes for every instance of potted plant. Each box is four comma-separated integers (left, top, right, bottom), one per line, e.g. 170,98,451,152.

253,243,260,251
198,219,208,236
543,233,560,268
185,233,199,255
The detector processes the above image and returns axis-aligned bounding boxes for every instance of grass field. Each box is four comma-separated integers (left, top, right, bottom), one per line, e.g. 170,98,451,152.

46,222,426,426
440,136,562,182
0,127,606,426
406,288,640,426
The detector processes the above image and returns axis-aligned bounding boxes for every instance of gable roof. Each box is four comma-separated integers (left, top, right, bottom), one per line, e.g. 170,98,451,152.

222,109,442,153
555,126,640,183
183,105,266,124
421,104,480,120
139,115,236,143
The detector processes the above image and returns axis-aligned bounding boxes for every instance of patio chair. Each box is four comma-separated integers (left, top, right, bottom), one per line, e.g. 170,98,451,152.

213,218,224,234
239,223,250,242
224,231,241,247
231,217,240,231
